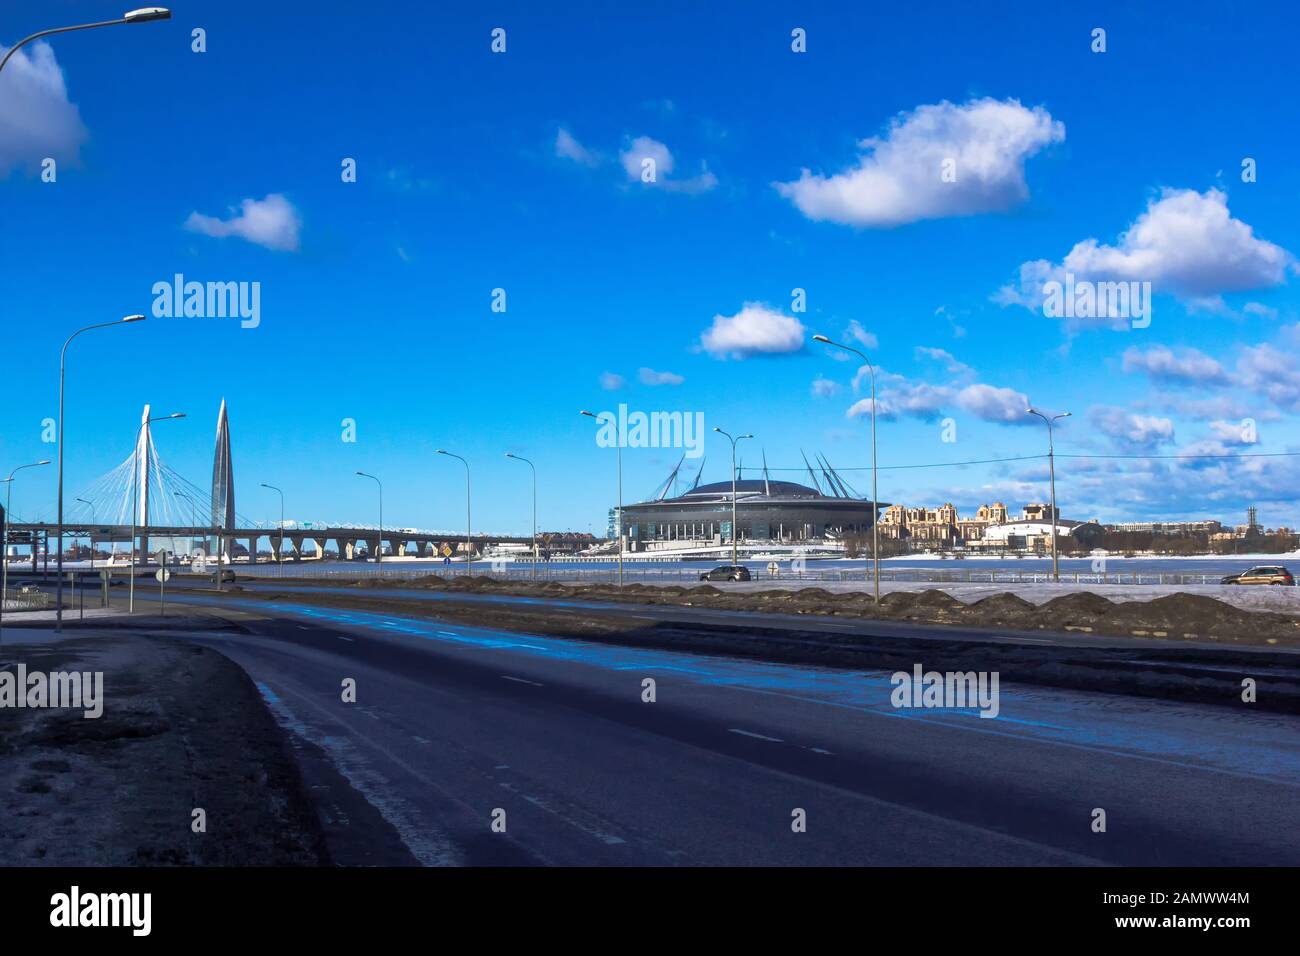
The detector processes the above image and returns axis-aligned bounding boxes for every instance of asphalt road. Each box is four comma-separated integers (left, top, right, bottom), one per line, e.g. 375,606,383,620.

117,588,1300,867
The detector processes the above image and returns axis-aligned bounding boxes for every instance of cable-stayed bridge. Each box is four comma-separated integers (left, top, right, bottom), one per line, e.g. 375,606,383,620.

3,402,537,570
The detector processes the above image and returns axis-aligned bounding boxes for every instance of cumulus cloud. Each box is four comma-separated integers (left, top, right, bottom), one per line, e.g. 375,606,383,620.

774,97,1063,227
1090,406,1176,448
844,376,1028,425
0,41,88,176
997,189,1294,319
811,376,841,398
1236,343,1300,411
555,127,599,167
1121,345,1229,386
845,320,878,350
956,383,1032,424
699,303,805,359
915,346,974,378
638,367,684,386
1207,419,1258,446
620,135,717,194
184,194,302,251
599,371,625,391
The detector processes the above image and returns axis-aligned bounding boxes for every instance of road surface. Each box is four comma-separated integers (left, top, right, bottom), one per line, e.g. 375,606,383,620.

122,589,1300,866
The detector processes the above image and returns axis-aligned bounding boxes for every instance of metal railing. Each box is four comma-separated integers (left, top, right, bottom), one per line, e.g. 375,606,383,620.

2,587,56,611
222,562,1244,588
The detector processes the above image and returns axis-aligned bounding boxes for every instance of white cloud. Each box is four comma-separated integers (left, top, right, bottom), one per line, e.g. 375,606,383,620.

555,128,599,167
0,41,87,176
184,194,302,252
811,376,841,398
1244,301,1279,320
620,135,717,194
956,383,1032,424
700,303,805,359
1236,343,1300,411
845,320,878,350
599,371,625,391
1207,419,1258,446
638,367,684,386
1090,406,1176,448
915,346,973,378
774,97,1063,227
1121,345,1228,386
998,189,1293,317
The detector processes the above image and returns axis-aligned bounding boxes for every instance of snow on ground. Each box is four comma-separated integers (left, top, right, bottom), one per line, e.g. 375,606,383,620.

707,579,1300,613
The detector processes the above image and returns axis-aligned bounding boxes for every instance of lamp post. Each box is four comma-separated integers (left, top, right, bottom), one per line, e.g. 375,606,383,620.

436,451,472,574
813,334,881,605
0,7,171,77
261,483,285,577
1026,406,1071,582
128,412,184,613
713,428,753,567
75,496,95,568
581,410,622,586
1,459,51,643
56,314,145,630
355,471,383,563
505,453,537,579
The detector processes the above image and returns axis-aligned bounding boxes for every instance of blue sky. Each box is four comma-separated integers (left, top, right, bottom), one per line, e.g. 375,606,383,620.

3,0,1300,534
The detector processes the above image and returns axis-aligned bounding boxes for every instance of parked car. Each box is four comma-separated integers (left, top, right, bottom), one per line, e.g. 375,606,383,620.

1221,565,1295,585
699,565,752,582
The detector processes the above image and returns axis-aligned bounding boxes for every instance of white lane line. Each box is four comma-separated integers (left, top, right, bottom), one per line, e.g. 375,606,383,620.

501,675,543,687
728,728,783,743
296,625,312,630
337,636,355,642
808,747,834,756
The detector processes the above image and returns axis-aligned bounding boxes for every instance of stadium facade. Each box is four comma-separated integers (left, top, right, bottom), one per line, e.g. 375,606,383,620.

620,456,880,549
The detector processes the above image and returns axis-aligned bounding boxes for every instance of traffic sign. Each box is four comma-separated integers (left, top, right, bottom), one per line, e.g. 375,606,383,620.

155,568,171,583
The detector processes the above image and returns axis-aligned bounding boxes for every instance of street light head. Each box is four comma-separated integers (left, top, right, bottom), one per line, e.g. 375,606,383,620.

813,334,830,343
169,413,185,419
37,460,51,466
436,449,448,455
1060,411,1073,419
123,7,171,22
741,434,754,440
580,410,596,418
121,314,146,323
713,426,722,433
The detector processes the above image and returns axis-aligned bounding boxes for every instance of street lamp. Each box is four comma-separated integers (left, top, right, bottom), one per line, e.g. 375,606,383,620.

261,483,285,577
355,471,383,563
75,497,95,568
1026,406,1072,582
0,8,171,77
57,315,146,629
813,333,881,605
437,451,472,574
713,428,753,567
581,410,623,586
128,412,184,613
1,459,51,644
505,453,537,578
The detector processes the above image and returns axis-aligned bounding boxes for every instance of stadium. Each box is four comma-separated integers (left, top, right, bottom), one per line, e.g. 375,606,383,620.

620,456,881,553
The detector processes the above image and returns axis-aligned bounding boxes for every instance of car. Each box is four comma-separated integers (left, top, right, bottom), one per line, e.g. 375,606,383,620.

699,565,751,582
1220,565,1295,585
217,569,237,583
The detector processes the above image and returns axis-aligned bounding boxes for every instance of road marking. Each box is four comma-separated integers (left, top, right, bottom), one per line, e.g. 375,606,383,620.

728,728,783,743
808,747,834,755
337,636,355,642
501,675,543,687
297,625,312,630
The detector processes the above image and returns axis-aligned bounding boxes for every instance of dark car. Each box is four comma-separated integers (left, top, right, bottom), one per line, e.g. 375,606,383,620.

1221,565,1294,585
699,565,751,582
